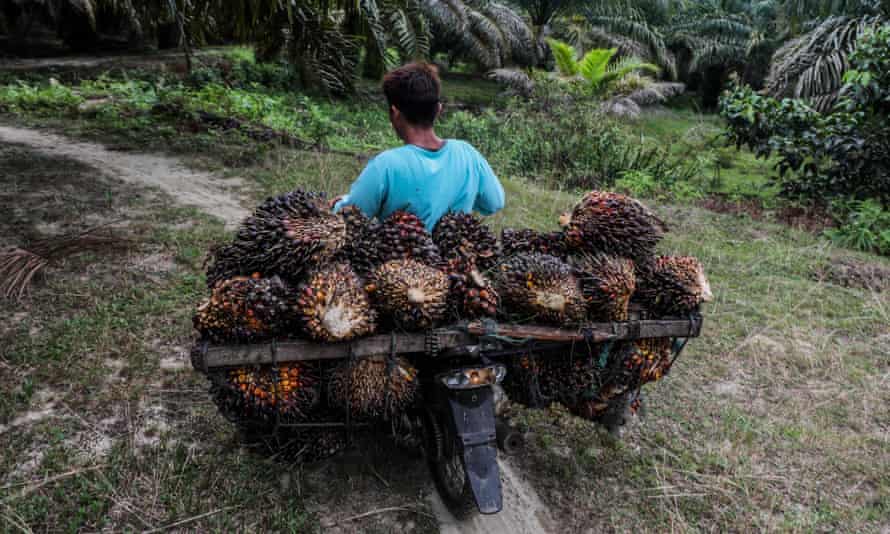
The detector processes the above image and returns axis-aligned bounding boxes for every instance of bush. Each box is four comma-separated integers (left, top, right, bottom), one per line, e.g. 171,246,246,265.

440,101,697,188
0,80,83,114
824,199,890,255
720,26,890,205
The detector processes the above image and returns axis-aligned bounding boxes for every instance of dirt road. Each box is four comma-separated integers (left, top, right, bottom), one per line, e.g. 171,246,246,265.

0,124,554,533
0,125,248,229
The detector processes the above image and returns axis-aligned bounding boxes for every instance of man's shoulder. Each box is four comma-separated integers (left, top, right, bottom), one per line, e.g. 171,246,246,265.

370,145,415,166
447,139,484,157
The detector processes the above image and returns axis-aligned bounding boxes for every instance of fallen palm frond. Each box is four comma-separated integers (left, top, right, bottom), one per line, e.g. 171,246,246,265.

0,226,133,300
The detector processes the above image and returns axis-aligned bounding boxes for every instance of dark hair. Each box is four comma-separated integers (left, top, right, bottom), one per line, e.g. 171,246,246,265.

382,62,441,126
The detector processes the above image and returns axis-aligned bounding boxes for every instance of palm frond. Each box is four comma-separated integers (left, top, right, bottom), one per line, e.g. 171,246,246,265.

487,68,534,96
579,47,617,86
766,15,882,110
547,38,579,76
605,55,660,83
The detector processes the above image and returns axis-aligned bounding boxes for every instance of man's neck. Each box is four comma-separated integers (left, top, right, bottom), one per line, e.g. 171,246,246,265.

402,127,444,151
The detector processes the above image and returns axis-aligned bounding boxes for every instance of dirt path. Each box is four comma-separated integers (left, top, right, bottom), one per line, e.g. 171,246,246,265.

0,123,553,532
0,125,248,229
430,458,555,533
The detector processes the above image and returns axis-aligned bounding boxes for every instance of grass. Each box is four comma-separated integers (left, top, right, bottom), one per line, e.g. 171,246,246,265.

1,53,888,532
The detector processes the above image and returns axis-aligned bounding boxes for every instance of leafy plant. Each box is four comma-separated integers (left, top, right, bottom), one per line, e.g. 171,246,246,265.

546,39,659,91
721,26,890,204
824,199,890,255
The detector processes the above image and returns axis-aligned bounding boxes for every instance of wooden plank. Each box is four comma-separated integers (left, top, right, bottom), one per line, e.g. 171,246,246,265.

195,316,702,370
199,330,477,369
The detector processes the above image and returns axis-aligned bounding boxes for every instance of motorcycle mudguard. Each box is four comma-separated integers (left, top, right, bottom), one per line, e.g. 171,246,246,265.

445,386,503,514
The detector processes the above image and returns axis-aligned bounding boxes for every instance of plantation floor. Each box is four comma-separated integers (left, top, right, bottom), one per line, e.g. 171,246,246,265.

1,118,889,533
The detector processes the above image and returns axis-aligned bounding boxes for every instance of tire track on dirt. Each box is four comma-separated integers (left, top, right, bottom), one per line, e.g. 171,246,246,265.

0,125,248,229
0,124,555,533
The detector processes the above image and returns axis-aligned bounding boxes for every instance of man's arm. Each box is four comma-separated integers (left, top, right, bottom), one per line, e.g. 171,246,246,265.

333,157,388,217
473,155,505,215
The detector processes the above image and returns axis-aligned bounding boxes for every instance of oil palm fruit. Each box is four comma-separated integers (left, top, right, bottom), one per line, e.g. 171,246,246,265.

193,275,295,342
213,363,320,422
296,263,377,342
433,212,498,271
503,353,545,408
560,191,666,262
629,337,674,385
336,205,376,275
635,256,713,316
375,210,444,266
367,259,450,330
205,190,347,286
536,351,599,410
500,228,568,259
444,257,500,319
493,253,586,324
328,355,418,419
569,253,637,321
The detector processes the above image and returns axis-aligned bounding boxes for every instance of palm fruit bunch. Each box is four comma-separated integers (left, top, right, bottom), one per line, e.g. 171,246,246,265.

367,259,450,330
212,363,321,422
336,205,377,275
629,337,674,385
193,275,295,342
205,190,347,286
327,355,419,419
493,253,587,325
534,348,601,409
444,260,500,319
295,262,377,342
374,210,444,266
502,353,546,408
433,212,499,271
500,228,568,259
634,256,713,317
560,191,666,263
569,253,637,321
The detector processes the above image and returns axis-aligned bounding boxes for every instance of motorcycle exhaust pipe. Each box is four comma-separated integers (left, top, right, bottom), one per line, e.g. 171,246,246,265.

495,419,524,455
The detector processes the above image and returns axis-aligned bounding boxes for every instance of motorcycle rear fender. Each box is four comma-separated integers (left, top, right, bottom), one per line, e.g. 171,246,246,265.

444,385,503,514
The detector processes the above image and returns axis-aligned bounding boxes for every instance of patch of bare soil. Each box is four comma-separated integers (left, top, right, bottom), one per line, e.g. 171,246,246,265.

813,257,890,292
699,195,835,233
0,125,248,228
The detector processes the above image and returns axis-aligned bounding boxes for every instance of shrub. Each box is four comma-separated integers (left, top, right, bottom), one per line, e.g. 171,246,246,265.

720,26,890,205
824,199,890,255
0,80,83,114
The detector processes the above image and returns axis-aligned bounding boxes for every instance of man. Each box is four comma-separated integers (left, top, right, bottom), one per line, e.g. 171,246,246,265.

334,63,505,230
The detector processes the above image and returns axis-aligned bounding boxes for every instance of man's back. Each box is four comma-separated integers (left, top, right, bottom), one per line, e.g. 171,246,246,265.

335,139,504,230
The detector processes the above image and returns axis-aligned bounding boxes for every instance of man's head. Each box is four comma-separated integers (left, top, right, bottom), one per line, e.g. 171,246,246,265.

383,62,442,137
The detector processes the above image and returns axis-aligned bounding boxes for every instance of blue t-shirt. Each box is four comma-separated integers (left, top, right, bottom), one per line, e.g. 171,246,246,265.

334,139,505,230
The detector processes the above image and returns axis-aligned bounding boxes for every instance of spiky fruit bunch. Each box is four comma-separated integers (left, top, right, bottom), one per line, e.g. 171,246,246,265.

336,205,375,274
212,363,320,422
328,355,418,419
193,275,295,342
635,256,713,317
493,253,586,324
560,191,666,261
569,253,637,321
575,338,673,420
296,263,376,342
433,212,498,271
367,259,450,330
444,259,499,319
205,190,346,286
375,211,443,266
629,337,674,385
502,353,545,408
500,228,568,259
536,352,600,411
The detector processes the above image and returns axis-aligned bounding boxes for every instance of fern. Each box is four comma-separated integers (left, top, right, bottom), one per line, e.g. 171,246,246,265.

547,38,580,76
578,47,617,88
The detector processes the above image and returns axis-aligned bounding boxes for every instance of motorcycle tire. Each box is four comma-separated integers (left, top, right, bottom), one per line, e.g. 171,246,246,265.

423,411,477,518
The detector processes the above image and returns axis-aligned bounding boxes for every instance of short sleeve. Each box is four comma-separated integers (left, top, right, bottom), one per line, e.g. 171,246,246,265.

334,156,388,218
471,149,505,215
